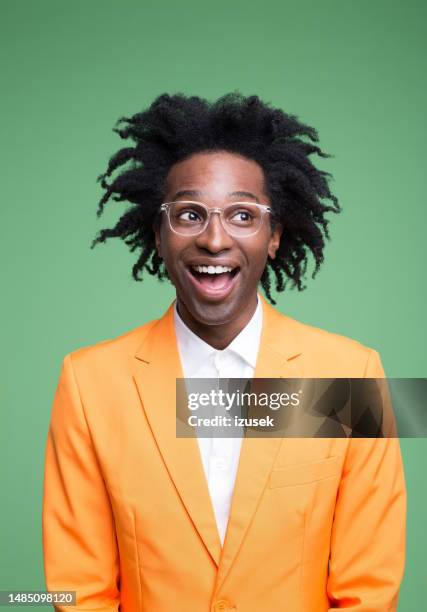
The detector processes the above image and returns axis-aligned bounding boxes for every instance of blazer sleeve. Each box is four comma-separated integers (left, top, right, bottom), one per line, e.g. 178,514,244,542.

327,349,407,611
42,353,120,611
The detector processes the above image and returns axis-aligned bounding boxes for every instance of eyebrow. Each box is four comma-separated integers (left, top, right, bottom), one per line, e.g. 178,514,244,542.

171,190,203,200
229,190,260,203
171,189,260,202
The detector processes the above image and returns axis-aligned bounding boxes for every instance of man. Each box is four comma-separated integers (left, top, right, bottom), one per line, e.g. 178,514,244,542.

42,93,406,611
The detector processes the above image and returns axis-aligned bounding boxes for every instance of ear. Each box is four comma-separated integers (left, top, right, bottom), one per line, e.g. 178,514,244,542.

267,223,282,260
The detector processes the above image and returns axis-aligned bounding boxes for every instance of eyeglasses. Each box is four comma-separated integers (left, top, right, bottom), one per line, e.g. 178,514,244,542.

160,201,272,237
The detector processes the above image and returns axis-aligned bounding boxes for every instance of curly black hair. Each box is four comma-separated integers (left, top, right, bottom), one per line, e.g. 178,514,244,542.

91,92,341,304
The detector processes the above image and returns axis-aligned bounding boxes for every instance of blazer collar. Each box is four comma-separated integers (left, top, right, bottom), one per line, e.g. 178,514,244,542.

132,293,304,591
135,292,303,368
253,293,303,377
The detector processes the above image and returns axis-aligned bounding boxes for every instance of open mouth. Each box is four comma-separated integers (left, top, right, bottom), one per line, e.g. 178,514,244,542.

187,264,240,296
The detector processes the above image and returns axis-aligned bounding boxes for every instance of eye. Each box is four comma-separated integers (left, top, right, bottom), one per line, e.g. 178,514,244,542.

230,209,254,224
177,209,203,223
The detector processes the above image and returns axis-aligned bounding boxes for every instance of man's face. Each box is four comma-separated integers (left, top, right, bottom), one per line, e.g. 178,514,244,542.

155,151,282,327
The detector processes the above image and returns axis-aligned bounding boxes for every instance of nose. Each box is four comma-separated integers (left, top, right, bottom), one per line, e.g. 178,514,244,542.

194,211,234,253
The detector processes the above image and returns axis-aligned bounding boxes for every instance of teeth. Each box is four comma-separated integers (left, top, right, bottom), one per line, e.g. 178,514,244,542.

192,265,234,274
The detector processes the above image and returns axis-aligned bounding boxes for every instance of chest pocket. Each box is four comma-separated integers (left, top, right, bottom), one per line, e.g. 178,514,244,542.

269,455,341,488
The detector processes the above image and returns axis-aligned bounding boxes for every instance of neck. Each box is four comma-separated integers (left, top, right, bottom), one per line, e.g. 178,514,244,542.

176,294,258,350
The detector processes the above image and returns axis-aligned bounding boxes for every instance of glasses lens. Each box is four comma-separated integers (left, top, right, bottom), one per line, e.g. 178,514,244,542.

169,202,207,235
223,203,263,236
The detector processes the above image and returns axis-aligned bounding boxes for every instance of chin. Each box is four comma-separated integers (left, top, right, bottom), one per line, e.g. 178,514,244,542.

186,298,241,327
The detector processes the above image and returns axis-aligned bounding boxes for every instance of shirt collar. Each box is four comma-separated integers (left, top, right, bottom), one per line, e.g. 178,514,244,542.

173,294,263,376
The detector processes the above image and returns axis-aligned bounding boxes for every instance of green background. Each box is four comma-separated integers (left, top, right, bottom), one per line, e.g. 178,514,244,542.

1,0,425,608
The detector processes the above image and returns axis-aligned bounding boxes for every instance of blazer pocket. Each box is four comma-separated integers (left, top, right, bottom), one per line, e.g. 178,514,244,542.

269,456,341,488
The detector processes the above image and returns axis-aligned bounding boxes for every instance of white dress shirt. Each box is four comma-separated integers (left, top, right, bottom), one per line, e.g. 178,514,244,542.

174,296,263,545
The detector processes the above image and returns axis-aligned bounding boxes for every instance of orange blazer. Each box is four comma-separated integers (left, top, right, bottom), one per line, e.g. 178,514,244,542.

42,295,406,611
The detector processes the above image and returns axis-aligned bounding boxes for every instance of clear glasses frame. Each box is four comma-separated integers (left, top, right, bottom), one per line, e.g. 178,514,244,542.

159,200,272,237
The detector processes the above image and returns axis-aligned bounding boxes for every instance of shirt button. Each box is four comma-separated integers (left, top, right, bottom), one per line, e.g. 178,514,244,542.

212,457,228,470
214,352,223,371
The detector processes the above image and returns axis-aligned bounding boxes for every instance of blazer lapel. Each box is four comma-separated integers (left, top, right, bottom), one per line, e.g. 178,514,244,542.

132,302,222,567
131,294,305,585
215,294,304,592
